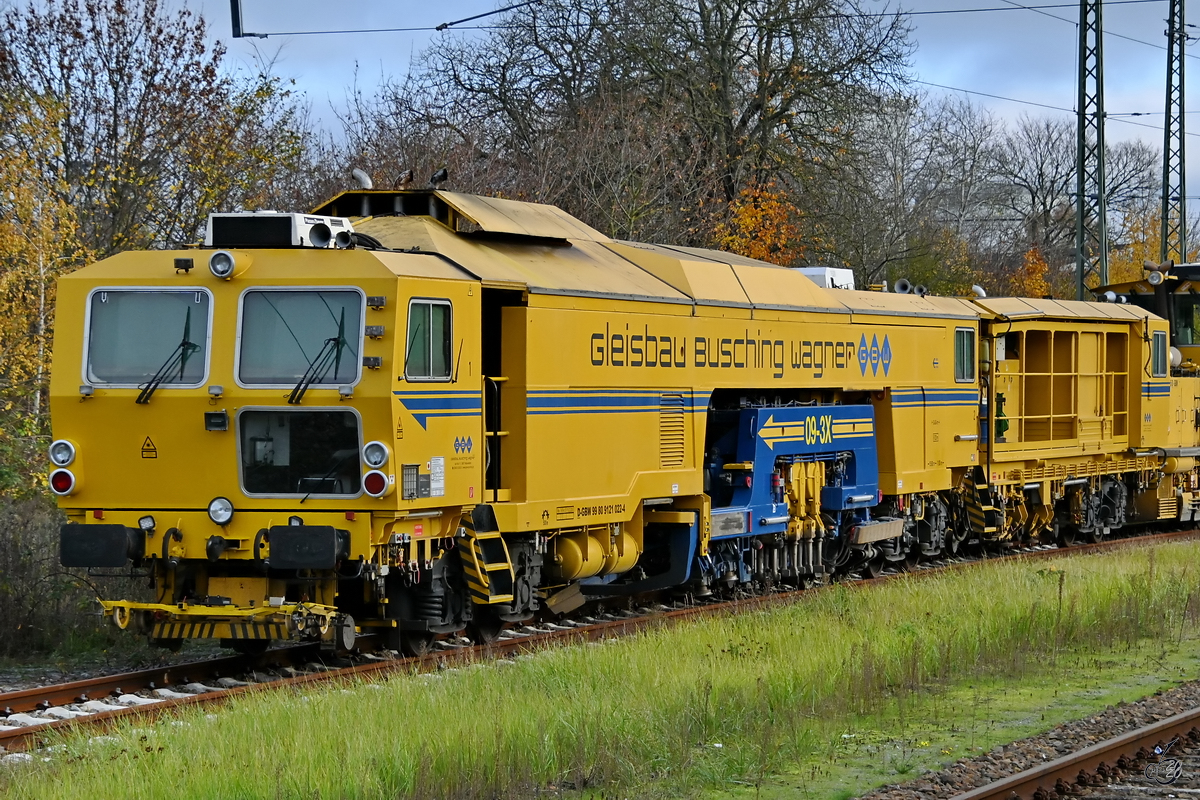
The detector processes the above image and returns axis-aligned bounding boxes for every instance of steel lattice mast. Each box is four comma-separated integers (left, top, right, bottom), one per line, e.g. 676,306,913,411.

1076,0,1108,299
1161,0,1187,265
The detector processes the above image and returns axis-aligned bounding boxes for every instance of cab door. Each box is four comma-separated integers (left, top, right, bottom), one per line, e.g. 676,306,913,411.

392,278,485,509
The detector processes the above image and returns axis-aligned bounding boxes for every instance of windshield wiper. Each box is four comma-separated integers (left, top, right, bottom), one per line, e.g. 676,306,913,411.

403,319,424,377
299,451,356,504
135,307,200,404
287,308,347,405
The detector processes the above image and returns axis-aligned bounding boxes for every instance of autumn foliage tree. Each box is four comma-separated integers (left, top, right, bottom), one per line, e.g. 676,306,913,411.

0,97,90,494
0,0,309,256
1011,246,1051,298
716,182,807,265
0,0,310,493
1105,202,1200,284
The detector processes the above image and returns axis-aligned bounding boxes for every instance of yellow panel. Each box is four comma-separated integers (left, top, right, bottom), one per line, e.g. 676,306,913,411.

435,191,608,240
654,243,794,269
974,296,1150,322
730,264,848,311
838,291,977,319
1044,298,1142,320
356,215,443,252
603,241,694,294
603,242,752,306
492,239,692,301
1170,377,1200,449
370,251,474,280
359,217,691,301
1135,319,1170,448
679,259,751,305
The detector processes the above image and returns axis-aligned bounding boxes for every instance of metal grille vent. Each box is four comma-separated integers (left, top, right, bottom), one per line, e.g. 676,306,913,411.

401,464,419,500
659,393,686,468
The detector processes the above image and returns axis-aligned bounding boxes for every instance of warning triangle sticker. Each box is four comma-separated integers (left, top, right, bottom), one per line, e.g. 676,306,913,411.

141,437,157,459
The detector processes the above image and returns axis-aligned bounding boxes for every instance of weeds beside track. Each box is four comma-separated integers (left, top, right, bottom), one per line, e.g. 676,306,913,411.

4,532,1200,799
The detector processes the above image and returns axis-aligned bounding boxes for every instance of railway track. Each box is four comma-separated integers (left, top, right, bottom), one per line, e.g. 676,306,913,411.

3,528,1197,759
953,706,1200,799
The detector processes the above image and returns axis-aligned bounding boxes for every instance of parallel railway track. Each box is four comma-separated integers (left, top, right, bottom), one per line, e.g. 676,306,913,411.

4,528,1197,758
954,706,1200,799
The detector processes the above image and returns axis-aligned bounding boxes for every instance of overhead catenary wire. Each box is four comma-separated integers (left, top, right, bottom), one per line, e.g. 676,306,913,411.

233,2,1200,152
912,79,1200,141
229,0,1164,38
997,0,1200,63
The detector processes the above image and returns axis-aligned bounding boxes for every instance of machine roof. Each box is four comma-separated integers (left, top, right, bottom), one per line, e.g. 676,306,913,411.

360,216,690,302
313,189,607,241
838,290,979,320
973,296,1153,321
319,190,993,320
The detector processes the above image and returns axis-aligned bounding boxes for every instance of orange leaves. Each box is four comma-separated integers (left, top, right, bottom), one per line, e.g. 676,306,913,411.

715,181,805,266
1012,246,1051,299
1105,204,1199,285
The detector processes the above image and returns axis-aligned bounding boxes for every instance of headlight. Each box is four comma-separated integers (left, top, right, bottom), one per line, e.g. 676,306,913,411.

49,439,76,467
208,250,236,278
207,496,234,525
362,441,389,468
138,515,156,532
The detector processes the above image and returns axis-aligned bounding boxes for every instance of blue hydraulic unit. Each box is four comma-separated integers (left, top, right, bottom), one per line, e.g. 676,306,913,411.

706,404,879,540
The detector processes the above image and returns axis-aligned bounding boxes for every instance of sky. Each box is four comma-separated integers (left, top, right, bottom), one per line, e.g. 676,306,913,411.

181,0,1195,189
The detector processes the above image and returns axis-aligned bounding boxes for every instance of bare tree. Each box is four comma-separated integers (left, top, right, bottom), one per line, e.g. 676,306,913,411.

805,95,994,292
343,0,911,245
986,115,1077,266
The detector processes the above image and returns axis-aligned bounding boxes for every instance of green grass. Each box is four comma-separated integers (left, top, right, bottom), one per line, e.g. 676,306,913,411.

735,640,1200,798
4,542,1200,799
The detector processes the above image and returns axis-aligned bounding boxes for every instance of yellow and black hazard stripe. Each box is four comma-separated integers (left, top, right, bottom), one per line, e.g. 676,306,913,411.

459,511,490,603
962,466,1000,534
151,621,288,641
457,511,515,605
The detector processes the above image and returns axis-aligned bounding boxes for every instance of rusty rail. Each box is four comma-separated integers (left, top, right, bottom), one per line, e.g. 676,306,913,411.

953,706,1200,800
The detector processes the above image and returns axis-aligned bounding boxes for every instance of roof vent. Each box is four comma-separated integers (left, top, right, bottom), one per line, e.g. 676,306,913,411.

205,213,355,249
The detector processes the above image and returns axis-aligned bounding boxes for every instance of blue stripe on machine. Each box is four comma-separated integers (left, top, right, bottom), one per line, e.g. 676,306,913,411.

891,389,979,408
394,391,482,429
526,389,710,416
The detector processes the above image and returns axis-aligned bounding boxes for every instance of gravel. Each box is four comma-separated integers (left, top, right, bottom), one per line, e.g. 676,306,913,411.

857,679,1200,799
0,643,225,695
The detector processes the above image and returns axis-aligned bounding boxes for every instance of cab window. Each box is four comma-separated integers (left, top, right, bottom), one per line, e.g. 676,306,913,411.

1152,331,1168,377
1172,295,1200,345
239,289,362,386
405,299,452,380
239,409,361,496
86,289,210,385
954,328,975,383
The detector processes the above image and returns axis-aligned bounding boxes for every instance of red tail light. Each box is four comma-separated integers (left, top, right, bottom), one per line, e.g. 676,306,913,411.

49,468,76,496
363,470,389,498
